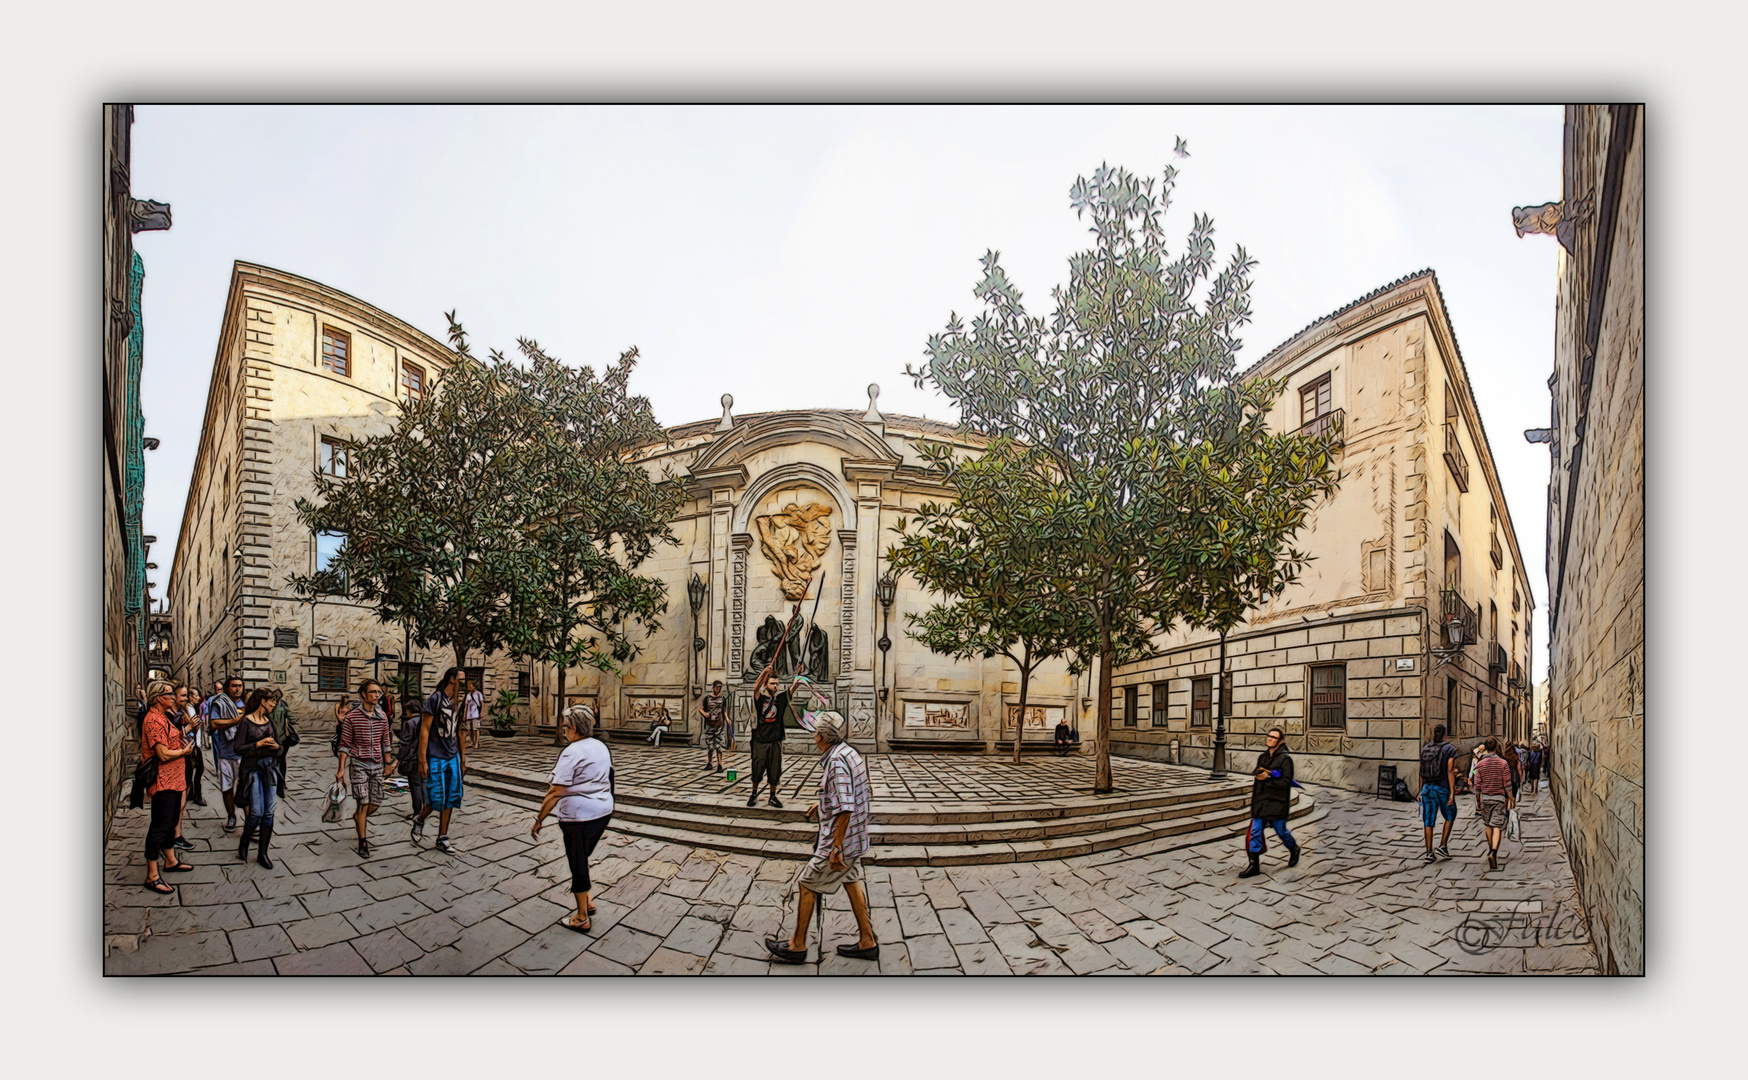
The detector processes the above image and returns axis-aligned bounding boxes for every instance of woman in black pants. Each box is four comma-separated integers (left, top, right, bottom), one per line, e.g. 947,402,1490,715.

530,705,613,934
234,688,282,870
139,680,197,893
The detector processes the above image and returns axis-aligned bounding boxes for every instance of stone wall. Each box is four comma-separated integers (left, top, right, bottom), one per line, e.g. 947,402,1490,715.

1545,105,1643,976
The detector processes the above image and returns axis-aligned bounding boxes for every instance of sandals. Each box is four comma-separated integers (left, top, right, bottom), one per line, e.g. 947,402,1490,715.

162,861,195,873
560,916,592,934
143,878,175,894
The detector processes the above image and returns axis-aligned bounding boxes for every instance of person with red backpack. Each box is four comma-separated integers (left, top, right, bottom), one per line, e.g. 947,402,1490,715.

1418,724,1459,863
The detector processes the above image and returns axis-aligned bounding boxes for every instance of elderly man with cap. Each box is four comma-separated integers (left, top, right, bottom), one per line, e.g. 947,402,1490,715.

767,716,880,964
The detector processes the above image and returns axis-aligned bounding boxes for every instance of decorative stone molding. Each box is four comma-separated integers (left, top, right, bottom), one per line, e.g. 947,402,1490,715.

838,530,857,685
729,534,750,676
753,502,834,601
715,393,734,432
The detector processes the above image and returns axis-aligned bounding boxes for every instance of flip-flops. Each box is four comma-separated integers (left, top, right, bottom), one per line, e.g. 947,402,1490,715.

143,878,175,894
162,862,195,873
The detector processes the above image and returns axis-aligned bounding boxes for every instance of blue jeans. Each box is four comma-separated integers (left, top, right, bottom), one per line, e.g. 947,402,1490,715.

244,760,278,829
1247,817,1295,855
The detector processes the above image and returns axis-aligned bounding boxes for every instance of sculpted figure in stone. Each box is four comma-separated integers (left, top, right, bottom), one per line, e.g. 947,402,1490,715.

743,611,830,684
754,502,834,601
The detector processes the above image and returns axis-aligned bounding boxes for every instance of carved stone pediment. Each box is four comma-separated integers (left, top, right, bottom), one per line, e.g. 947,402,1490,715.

754,502,833,600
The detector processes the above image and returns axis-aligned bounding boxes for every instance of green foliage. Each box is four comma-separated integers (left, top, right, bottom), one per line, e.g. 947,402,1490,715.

291,314,683,679
906,157,1343,791
488,689,522,733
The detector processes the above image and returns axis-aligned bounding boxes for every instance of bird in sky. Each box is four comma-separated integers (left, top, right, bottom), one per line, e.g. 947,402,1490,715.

1174,136,1190,158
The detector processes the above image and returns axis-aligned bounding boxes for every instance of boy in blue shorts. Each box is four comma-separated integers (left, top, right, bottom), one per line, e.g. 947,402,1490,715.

414,667,467,854
1418,724,1459,862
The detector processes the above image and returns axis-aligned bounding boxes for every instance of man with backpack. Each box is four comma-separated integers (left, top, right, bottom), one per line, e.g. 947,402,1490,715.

1418,724,1459,863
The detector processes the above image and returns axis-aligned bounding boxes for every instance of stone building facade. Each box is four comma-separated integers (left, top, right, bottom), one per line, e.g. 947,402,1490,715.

103,105,170,824
1530,105,1643,976
168,264,530,726
1106,272,1536,794
567,400,1083,752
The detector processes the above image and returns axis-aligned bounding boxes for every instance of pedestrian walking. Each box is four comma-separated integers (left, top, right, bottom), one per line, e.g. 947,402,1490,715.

208,676,246,831
699,680,729,773
337,680,395,858
1238,727,1301,879
747,664,789,808
1418,723,1460,862
267,689,299,798
463,679,484,751
139,680,197,894
1471,736,1515,870
1501,739,1523,803
395,688,430,824
233,688,282,869
412,667,467,854
169,683,198,851
1526,743,1543,791
766,716,879,964
530,704,613,934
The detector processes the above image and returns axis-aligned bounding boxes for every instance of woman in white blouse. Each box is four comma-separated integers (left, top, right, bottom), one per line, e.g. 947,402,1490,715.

530,704,613,933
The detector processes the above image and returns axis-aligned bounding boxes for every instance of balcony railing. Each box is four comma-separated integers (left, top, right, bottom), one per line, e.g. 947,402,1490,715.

1510,659,1523,688
1490,532,1503,569
1489,641,1508,674
1444,418,1470,492
1298,407,1345,441
1439,588,1478,648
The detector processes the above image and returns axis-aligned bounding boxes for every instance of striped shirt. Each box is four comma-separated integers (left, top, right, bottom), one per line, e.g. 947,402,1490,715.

339,702,393,762
1473,753,1513,798
816,742,872,859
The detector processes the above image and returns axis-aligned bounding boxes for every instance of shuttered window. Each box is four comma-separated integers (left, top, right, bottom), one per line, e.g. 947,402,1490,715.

1191,678,1211,727
321,326,350,377
1309,664,1346,728
1300,373,1332,424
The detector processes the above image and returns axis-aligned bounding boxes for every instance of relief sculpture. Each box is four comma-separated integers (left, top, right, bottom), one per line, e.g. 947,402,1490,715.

754,502,833,600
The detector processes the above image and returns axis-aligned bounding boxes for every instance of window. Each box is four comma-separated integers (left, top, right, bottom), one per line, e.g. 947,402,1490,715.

398,663,424,701
319,436,349,477
1151,683,1168,728
1191,678,1211,727
517,671,531,699
1490,602,1498,642
317,657,349,693
1299,372,1332,425
321,326,351,377
315,530,346,594
1123,685,1139,727
1309,664,1346,728
401,360,426,405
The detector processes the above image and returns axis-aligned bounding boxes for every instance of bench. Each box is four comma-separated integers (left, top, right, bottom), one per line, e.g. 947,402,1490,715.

601,726,691,746
887,738,984,753
993,739,1081,755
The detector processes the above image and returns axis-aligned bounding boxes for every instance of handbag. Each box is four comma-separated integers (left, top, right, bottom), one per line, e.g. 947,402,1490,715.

1506,807,1521,842
128,756,160,810
321,780,347,823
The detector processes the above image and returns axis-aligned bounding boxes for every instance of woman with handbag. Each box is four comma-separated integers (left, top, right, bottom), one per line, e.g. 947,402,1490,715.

529,704,613,934
139,680,197,894
234,689,282,870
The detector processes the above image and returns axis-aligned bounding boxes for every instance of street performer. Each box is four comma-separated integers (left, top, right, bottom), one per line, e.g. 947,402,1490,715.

1238,726,1302,879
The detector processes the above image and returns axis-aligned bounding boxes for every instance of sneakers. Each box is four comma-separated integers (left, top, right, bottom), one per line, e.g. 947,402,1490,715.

410,818,425,843
357,839,370,859
436,836,455,855
1435,845,1450,860
173,837,194,851
747,793,758,808
1422,850,1438,864
768,796,783,810
225,815,238,831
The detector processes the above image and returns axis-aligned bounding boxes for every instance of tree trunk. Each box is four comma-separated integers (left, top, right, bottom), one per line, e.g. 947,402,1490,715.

1094,616,1113,794
1013,650,1031,766
554,662,568,747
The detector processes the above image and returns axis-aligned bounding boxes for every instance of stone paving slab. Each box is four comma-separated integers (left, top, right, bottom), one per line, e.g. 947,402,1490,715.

104,744,1596,976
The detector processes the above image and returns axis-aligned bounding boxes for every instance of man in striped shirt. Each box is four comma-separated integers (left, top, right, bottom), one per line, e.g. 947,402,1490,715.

337,679,396,858
1471,735,1516,871
767,717,879,964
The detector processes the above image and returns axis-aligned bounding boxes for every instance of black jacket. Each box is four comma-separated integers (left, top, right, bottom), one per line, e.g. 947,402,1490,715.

1249,746,1294,820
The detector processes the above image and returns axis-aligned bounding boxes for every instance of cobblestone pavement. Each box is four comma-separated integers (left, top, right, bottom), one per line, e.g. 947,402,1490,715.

104,742,1597,975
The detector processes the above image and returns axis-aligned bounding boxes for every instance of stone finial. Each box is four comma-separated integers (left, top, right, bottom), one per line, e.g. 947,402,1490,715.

863,383,882,423
715,393,734,432
1512,190,1591,255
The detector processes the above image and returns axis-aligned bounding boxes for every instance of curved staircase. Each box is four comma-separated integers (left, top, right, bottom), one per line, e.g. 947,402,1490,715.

468,758,1317,867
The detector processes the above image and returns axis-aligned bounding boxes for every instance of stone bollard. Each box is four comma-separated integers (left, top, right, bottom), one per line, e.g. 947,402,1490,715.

1171,739,1181,765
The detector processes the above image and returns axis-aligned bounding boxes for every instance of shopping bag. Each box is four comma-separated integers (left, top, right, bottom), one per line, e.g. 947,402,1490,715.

320,780,347,823
1506,807,1520,842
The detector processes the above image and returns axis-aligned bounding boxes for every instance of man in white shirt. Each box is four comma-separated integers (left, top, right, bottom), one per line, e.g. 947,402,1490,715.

463,680,484,751
767,717,878,964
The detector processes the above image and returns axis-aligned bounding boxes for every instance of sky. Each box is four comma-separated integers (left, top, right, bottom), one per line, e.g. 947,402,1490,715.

129,104,1563,679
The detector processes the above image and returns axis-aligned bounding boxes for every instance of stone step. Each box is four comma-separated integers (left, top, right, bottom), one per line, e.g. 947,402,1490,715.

468,779,1315,867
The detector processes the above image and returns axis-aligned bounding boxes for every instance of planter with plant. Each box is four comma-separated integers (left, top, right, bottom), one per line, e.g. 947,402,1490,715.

488,689,522,738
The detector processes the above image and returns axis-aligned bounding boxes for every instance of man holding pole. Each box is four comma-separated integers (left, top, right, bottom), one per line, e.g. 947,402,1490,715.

748,662,789,809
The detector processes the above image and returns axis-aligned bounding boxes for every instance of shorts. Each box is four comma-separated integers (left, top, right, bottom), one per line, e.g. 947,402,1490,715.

1420,784,1457,827
349,760,385,806
426,755,463,811
704,723,729,752
793,852,864,896
1476,796,1510,829
464,714,480,734
214,756,239,794
751,740,783,786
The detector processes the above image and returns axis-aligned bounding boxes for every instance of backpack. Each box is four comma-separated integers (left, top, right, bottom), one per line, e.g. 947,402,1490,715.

1391,778,1414,802
1419,741,1449,782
